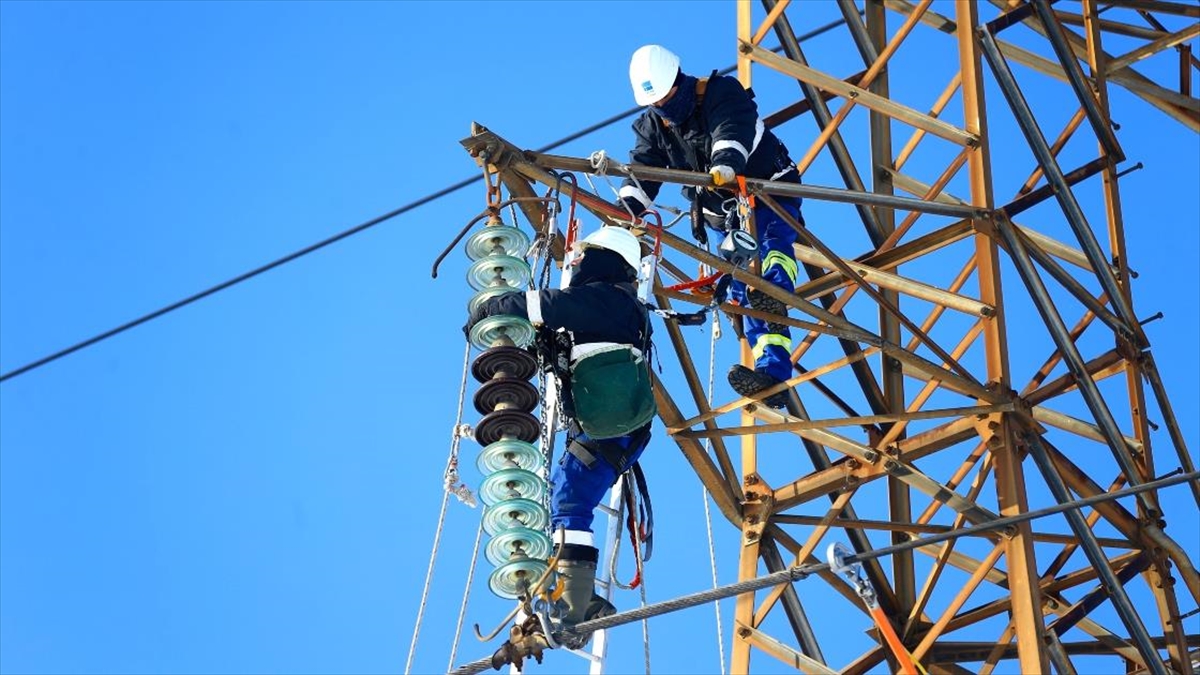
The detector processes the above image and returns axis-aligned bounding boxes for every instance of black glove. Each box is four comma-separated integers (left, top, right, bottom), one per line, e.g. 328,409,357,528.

463,301,491,339
618,196,647,219
689,195,708,247
691,217,708,247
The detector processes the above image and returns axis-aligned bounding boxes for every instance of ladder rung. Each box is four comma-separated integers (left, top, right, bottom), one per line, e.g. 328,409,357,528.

564,647,603,662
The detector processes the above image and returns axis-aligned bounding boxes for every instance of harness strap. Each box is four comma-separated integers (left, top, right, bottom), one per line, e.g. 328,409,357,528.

565,425,652,473
621,480,643,589
617,460,655,589
630,461,654,562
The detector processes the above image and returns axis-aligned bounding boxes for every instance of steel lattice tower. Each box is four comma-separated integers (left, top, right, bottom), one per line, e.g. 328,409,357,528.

459,1,1199,672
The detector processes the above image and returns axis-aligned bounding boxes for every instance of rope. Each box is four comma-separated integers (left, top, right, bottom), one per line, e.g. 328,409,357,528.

407,489,450,675
445,341,477,506
446,519,486,673
638,560,651,675
406,341,475,674
588,150,611,176
585,150,684,225
701,309,727,675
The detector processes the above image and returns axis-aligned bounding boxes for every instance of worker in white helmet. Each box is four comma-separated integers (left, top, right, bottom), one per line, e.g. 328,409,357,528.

620,44,802,409
467,226,655,647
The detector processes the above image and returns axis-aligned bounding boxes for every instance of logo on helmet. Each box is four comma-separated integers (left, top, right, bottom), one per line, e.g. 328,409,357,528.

640,80,654,93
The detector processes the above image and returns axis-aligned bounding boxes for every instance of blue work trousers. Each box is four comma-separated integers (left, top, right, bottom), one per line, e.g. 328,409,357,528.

550,427,651,533
727,197,803,383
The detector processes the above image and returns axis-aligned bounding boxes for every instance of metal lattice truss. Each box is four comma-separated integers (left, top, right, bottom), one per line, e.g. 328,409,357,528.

461,0,1199,673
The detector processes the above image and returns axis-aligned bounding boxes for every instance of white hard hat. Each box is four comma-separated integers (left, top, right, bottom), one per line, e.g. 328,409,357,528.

629,45,681,106
580,226,643,273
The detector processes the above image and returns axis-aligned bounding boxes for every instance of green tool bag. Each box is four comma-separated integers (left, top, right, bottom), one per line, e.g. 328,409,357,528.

570,345,657,439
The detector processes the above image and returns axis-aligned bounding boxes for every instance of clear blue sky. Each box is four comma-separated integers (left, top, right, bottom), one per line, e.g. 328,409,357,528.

2,2,1197,675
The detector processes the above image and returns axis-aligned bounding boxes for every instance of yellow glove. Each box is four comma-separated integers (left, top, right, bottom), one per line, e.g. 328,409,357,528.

710,165,736,186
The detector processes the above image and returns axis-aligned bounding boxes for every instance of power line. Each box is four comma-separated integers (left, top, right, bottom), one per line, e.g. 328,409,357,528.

0,20,848,384
0,118,634,384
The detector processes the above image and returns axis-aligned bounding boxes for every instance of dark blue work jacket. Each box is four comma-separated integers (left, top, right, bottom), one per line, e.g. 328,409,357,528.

620,74,798,221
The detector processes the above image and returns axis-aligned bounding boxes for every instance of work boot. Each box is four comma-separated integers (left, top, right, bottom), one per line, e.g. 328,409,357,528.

747,289,790,334
728,364,790,409
553,544,616,646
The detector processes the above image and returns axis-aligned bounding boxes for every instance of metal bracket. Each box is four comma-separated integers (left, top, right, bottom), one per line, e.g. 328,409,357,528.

742,473,775,545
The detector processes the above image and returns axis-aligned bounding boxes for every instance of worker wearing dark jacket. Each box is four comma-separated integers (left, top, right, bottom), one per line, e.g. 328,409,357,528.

619,44,800,409
466,226,654,636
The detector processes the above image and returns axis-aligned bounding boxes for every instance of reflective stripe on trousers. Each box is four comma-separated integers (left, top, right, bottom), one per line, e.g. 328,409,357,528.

728,198,802,383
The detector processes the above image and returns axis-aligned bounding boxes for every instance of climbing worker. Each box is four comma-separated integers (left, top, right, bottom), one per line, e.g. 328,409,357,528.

618,44,803,409
465,225,656,648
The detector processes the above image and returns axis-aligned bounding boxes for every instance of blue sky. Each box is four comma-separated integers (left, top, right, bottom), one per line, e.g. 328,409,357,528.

2,2,1197,675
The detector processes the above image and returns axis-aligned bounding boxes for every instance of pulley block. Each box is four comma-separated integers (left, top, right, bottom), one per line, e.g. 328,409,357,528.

484,527,552,567
466,255,532,292
468,315,535,352
473,377,539,415
473,409,540,445
477,439,542,474
488,557,549,600
472,346,538,383
466,226,531,262
479,468,546,506
483,497,549,536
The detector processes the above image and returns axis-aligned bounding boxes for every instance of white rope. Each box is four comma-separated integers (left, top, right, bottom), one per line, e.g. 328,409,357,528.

446,519,485,673
585,149,683,224
405,340,475,674
638,561,651,675
702,310,727,675
588,150,611,176
406,489,449,675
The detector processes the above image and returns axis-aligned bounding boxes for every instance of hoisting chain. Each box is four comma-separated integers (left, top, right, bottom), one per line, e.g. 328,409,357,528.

529,175,573,534
535,352,554,534
482,156,502,209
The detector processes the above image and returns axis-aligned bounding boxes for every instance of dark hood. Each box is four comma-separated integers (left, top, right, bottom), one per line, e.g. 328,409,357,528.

569,248,636,287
